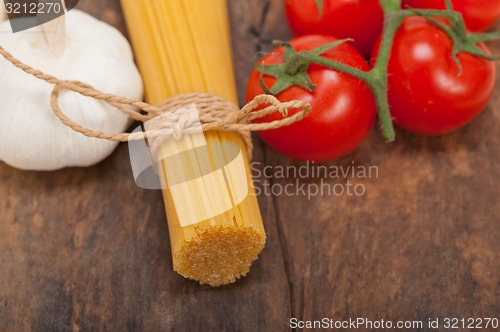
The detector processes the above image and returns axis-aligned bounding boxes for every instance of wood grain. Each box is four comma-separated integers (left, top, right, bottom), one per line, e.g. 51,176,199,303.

0,0,499,331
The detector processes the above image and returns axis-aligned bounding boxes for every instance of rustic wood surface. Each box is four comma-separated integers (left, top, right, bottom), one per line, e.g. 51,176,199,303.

1,0,499,331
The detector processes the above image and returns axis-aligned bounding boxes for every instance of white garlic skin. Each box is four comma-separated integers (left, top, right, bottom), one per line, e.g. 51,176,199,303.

0,10,143,170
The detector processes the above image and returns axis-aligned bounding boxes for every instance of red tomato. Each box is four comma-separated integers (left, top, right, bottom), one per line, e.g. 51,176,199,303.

402,0,500,32
246,35,376,162
371,17,496,135
285,0,384,57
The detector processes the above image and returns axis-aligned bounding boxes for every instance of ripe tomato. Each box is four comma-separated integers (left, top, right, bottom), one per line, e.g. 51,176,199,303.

402,0,500,32
285,0,384,57
246,35,376,162
371,17,496,135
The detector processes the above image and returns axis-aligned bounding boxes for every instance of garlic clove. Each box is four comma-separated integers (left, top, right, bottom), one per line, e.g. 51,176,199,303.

0,2,5,22
0,10,144,171
37,1,67,54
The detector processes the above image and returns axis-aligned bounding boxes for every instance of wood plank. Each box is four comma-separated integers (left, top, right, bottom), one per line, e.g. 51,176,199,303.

0,0,290,330
264,23,500,327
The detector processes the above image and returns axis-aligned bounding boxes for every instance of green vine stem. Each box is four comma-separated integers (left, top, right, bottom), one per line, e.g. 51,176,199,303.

257,0,500,142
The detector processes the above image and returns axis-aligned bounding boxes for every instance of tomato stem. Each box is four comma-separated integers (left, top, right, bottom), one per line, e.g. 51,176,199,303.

315,0,324,16
470,31,500,43
380,0,401,14
365,10,405,142
300,55,370,81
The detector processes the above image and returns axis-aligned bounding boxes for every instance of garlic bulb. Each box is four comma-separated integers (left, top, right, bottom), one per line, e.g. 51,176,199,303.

0,9,143,170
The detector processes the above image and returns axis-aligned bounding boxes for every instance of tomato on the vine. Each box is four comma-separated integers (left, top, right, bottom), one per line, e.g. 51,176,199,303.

402,0,500,32
285,0,384,57
246,35,376,162
371,17,496,135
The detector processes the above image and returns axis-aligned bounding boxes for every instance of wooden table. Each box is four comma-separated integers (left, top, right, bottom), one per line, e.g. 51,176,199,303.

1,1,499,331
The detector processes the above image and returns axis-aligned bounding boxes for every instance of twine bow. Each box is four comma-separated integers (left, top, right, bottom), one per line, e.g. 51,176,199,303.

0,45,312,158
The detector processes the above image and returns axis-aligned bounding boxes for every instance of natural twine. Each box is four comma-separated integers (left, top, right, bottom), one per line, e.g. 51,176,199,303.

0,45,312,158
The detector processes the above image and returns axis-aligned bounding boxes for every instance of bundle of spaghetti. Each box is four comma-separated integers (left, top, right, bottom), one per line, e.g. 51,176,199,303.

120,0,266,286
